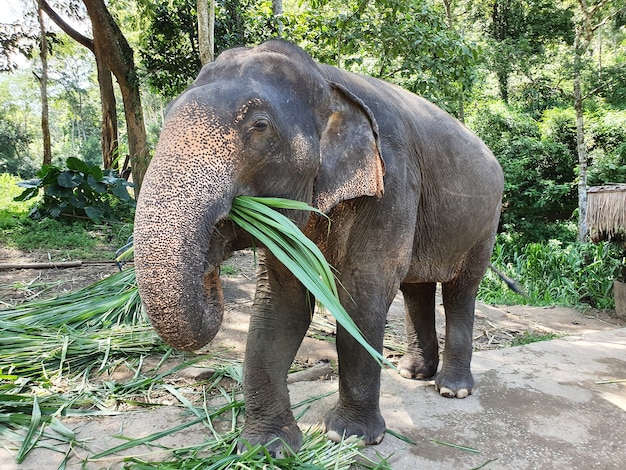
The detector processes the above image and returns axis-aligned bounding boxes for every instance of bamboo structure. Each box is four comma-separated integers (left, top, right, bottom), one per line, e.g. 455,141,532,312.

587,184,626,244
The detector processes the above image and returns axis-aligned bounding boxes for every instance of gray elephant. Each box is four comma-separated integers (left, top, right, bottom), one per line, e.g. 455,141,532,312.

134,40,503,454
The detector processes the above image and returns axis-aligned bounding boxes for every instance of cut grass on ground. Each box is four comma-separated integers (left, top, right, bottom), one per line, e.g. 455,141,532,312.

0,266,392,469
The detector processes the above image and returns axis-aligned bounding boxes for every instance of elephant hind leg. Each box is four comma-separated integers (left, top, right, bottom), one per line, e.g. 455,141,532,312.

435,278,479,399
398,282,439,380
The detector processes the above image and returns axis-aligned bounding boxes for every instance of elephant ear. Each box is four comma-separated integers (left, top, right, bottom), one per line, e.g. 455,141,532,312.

313,81,385,213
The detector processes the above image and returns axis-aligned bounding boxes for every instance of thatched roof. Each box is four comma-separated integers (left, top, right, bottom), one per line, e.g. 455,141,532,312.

587,184,626,243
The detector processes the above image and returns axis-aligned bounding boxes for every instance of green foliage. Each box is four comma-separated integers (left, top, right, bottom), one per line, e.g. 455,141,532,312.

289,0,478,114
510,331,561,347
0,216,133,263
14,157,135,223
138,0,478,114
139,0,276,98
511,78,570,118
0,173,33,219
593,62,626,107
539,108,577,156
479,237,623,309
230,196,392,368
587,110,626,185
467,102,577,243
2,172,133,260
469,0,574,104
0,200,392,468
2,217,97,251
0,105,34,177
48,39,104,167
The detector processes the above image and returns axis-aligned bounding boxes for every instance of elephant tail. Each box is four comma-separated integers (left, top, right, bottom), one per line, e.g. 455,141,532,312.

489,264,528,297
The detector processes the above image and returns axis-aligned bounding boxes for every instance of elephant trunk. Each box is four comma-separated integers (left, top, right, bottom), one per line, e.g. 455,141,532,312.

134,104,238,351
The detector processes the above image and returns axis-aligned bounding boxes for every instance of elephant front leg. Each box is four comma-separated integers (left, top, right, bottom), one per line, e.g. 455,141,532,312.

398,282,439,380
436,280,477,398
323,293,387,445
240,254,312,456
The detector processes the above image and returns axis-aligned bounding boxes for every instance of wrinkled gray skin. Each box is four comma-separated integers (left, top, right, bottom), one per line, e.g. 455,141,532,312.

134,40,503,454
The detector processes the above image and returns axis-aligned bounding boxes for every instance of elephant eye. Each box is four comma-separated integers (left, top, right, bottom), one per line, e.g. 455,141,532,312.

249,119,269,132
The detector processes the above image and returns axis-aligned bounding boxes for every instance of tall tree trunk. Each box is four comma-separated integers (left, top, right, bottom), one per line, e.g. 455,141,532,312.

82,0,149,195
36,0,52,165
273,0,284,35
573,15,591,242
96,56,118,169
40,0,118,170
197,0,215,65
574,70,587,241
442,0,465,122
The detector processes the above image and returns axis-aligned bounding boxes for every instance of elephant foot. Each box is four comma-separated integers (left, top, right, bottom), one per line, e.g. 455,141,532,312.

397,354,438,380
322,404,386,445
238,422,303,457
434,367,474,398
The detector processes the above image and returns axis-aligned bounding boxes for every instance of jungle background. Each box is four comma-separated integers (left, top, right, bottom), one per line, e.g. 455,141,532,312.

2,0,626,309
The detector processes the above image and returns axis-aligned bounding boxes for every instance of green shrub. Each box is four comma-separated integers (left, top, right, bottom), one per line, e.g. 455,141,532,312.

467,103,577,244
539,107,577,156
15,157,135,223
587,110,626,185
0,108,35,177
480,237,623,309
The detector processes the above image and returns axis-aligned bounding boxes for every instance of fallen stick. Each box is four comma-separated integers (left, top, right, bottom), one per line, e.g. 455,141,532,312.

0,260,131,271
0,261,84,270
287,362,334,383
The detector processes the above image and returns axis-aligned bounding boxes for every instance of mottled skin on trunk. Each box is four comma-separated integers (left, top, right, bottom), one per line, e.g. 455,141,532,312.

134,40,503,456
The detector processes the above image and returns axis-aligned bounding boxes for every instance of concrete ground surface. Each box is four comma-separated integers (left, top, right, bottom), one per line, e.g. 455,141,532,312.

2,327,624,469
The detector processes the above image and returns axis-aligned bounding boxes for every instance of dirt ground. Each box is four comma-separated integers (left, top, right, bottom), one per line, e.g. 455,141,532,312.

2,246,624,365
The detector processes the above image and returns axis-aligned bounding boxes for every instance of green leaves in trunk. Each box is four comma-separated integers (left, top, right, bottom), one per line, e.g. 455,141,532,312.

230,196,393,369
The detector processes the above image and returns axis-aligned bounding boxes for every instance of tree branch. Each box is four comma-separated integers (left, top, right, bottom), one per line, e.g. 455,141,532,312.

40,0,94,52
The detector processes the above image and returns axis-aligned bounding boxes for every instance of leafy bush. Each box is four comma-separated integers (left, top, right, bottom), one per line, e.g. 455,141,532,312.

587,110,626,185
0,108,35,177
479,237,623,309
467,102,577,244
539,107,577,156
14,157,135,223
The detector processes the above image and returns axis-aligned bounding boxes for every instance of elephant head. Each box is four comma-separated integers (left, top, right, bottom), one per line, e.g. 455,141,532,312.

134,40,385,351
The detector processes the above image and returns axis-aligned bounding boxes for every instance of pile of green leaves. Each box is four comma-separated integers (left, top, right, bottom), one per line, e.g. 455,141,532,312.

14,157,135,223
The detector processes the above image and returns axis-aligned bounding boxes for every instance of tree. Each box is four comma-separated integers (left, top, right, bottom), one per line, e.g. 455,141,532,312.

442,0,467,121
469,0,574,104
50,41,103,165
35,0,52,165
82,0,149,193
197,0,215,65
40,0,118,170
0,13,38,73
273,0,284,35
571,0,626,241
296,0,478,115
139,0,276,98
0,103,33,175
41,0,150,191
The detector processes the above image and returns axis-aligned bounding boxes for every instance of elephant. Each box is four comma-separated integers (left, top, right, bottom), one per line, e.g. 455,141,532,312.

134,39,503,454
